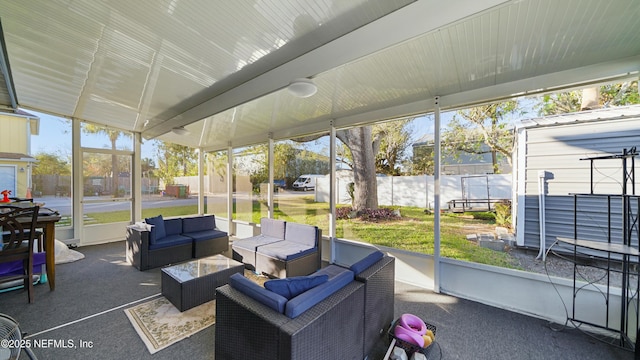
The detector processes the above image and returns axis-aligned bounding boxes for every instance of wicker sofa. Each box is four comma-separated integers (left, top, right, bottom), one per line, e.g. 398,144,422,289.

126,214,228,270
215,250,395,360
232,218,321,278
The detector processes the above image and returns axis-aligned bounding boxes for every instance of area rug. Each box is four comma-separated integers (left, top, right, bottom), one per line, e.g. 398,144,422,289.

124,296,215,354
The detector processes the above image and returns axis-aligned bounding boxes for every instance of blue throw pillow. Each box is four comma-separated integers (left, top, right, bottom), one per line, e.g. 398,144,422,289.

145,215,166,242
264,274,329,300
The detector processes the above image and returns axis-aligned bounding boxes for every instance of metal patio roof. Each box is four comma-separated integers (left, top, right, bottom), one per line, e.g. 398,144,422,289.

0,0,639,151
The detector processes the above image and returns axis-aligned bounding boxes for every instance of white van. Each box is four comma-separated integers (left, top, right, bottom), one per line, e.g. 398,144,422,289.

292,174,324,191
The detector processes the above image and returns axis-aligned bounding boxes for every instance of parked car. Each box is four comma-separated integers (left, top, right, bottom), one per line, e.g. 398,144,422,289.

292,174,324,191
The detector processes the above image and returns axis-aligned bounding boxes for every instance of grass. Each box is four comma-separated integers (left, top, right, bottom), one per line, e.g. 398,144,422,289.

83,196,519,269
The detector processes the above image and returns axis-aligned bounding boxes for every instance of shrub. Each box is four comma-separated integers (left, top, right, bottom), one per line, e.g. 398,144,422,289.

337,207,401,222
472,212,495,221
494,200,512,228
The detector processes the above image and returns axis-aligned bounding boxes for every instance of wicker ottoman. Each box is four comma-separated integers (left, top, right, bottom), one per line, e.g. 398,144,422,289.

161,254,244,311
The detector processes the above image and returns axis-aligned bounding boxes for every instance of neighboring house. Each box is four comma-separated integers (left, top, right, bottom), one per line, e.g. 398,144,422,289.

412,134,511,175
513,105,640,252
0,110,39,198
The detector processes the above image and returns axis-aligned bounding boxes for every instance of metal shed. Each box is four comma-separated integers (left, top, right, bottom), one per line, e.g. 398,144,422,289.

514,105,640,254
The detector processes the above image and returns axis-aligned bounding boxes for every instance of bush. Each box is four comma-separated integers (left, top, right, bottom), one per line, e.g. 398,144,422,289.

472,212,495,221
336,207,401,222
494,200,512,228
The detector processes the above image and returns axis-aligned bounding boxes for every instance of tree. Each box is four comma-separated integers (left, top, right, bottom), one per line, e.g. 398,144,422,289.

141,157,156,178
32,152,71,175
537,81,639,116
335,126,381,211
155,142,198,187
373,119,412,175
443,101,520,174
410,140,435,175
82,124,131,197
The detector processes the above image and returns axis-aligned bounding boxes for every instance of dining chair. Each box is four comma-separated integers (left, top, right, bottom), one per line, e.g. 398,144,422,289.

0,205,40,303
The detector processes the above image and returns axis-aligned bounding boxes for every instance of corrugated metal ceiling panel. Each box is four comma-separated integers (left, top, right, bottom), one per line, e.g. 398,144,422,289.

0,0,638,152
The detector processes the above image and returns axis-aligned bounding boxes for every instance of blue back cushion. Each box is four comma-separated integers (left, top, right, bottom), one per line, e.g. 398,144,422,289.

350,250,384,275
183,215,215,233
284,222,318,247
164,218,183,235
229,273,287,313
145,215,165,244
260,218,286,239
264,274,329,300
285,270,354,318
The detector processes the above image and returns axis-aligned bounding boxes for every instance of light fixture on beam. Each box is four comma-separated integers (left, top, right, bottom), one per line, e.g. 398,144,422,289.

288,78,317,98
171,126,190,136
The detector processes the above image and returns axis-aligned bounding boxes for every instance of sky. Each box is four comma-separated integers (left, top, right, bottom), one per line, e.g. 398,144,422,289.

27,96,539,161
29,110,157,159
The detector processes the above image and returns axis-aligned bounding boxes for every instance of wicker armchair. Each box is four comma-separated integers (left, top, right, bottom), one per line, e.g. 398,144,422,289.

214,254,396,360
215,281,365,360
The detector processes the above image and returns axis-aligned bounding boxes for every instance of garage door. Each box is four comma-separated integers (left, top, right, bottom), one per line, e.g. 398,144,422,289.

0,166,16,195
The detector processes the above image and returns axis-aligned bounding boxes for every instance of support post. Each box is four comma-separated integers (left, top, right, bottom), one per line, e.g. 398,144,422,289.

268,136,274,219
198,148,204,214
329,122,337,264
227,143,234,236
434,96,441,293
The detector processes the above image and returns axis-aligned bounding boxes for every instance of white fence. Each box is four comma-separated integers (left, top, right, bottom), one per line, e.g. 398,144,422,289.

172,174,512,208
316,174,512,208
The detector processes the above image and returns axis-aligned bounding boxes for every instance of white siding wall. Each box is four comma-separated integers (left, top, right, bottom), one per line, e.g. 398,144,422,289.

516,109,640,249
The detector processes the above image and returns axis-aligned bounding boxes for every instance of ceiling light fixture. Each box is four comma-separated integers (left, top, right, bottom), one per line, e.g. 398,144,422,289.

288,78,317,98
171,126,190,136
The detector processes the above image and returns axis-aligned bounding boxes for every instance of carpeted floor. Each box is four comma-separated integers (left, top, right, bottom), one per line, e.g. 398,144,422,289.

0,240,634,360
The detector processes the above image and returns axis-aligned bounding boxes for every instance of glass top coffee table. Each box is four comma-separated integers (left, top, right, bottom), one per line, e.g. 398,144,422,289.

161,254,244,311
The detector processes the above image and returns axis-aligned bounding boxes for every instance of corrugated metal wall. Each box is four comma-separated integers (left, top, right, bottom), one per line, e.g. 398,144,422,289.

519,112,640,250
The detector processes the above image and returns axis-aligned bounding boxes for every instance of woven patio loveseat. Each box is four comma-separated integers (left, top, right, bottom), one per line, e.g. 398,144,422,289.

215,250,395,360
231,218,321,278
126,214,228,270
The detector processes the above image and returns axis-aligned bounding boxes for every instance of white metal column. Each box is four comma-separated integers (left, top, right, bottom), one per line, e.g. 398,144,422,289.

329,123,337,263
72,119,83,242
198,148,204,214
268,136,274,219
132,133,142,222
227,144,234,236
433,96,441,293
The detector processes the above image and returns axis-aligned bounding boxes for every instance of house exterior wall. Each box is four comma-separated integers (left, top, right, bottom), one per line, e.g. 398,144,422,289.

0,113,33,197
515,106,640,250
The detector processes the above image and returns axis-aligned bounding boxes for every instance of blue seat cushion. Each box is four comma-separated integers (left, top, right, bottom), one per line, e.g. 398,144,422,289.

285,269,354,318
257,241,316,261
185,229,227,242
148,234,192,250
232,235,283,251
229,273,287,313
164,218,183,236
350,250,384,276
145,215,165,244
264,274,329,300
284,222,318,247
182,215,215,233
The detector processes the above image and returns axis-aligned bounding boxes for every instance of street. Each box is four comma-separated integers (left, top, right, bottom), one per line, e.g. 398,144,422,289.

33,190,311,216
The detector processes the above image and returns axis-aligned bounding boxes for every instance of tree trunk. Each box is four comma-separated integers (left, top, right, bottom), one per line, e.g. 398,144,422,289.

580,87,600,110
491,150,498,174
337,127,378,212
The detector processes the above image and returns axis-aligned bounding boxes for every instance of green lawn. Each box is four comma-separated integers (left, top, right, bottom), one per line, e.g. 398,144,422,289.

84,196,518,269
